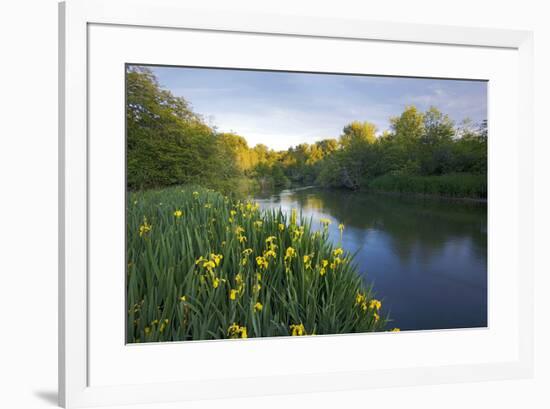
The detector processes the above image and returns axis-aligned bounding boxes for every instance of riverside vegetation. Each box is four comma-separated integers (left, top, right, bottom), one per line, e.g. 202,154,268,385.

126,66,487,341
127,187,389,342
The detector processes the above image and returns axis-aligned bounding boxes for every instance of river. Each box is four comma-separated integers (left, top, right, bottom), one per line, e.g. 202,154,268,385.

252,186,487,331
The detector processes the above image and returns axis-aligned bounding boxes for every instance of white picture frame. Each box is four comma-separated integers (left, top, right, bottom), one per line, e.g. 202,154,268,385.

59,0,534,407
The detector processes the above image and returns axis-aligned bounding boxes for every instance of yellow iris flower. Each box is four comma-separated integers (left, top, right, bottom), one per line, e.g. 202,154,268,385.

290,323,306,336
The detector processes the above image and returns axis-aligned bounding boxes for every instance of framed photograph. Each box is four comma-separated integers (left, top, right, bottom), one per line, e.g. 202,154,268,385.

59,0,534,407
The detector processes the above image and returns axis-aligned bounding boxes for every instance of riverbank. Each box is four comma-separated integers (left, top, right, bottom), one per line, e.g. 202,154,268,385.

364,189,487,203
246,173,487,202
367,173,487,200
251,184,487,204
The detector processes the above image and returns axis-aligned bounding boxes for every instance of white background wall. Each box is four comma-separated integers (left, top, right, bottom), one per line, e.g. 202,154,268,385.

0,1,548,408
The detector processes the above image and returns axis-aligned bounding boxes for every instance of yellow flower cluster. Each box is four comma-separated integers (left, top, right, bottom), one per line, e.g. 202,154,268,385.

212,277,224,288
211,253,223,267
355,293,382,322
233,200,260,220
159,319,169,333
371,298,382,323
138,217,152,237
254,302,263,312
195,254,222,271
328,247,345,270
355,293,368,311
291,225,305,241
129,299,143,314
303,254,314,270
241,248,253,266
284,247,296,259
290,323,306,336
369,299,382,311
320,259,329,276
144,318,170,335
235,225,247,244
173,209,183,218
256,256,268,270
227,323,248,339
246,201,259,212
235,273,244,288
195,253,224,288
265,236,276,245
229,273,245,301
284,246,297,272
261,236,278,262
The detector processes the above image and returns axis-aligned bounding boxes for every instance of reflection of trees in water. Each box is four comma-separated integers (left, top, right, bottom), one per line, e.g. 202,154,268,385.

281,188,487,265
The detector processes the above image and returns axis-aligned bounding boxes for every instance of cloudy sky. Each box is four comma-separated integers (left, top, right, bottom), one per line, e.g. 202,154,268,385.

145,65,487,151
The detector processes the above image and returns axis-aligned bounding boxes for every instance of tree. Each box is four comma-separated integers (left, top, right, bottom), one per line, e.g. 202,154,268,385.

390,105,425,142
126,66,237,191
422,107,454,145
218,133,256,173
417,107,455,175
340,121,377,147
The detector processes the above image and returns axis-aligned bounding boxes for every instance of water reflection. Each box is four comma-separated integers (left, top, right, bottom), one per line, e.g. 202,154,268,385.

252,187,488,331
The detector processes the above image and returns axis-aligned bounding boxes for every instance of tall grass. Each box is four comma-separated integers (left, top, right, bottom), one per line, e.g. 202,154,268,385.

369,173,487,199
127,186,390,343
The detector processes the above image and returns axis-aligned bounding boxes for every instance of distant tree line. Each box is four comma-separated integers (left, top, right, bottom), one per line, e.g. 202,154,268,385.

127,67,487,198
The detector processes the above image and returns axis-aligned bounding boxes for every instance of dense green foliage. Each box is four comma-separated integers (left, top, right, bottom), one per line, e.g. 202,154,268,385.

126,67,240,191
126,67,487,197
311,108,487,194
369,173,487,199
127,187,388,342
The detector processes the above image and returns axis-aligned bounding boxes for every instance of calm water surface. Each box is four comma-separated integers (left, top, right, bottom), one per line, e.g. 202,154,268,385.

252,186,487,331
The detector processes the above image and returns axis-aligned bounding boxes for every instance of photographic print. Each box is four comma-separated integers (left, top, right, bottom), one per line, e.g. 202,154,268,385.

126,65,487,343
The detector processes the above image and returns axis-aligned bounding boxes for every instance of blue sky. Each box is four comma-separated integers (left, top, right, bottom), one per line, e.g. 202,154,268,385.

146,65,487,151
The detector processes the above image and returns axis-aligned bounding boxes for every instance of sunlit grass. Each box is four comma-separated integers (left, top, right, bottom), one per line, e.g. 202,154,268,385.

127,186,391,343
